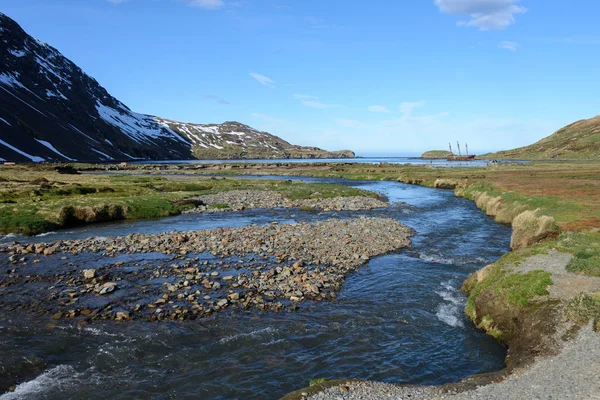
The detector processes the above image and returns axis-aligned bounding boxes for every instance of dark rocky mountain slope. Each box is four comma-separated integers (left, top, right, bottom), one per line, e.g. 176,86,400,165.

0,13,354,162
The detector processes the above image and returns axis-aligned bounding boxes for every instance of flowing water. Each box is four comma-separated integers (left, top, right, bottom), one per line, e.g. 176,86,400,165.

0,179,511,400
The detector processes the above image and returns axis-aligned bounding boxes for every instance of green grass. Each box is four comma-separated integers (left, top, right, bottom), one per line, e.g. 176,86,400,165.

464,255,553,320
274,182,377,200
554,232,600,277
463,182,584,225
421,150,452,159
0,206,57,235
210,203,229,210
309,378,329,386
0,170,377,235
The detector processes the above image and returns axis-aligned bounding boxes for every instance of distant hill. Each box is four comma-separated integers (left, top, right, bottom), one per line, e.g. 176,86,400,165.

0,13,354,162
479,115,600,160
421,150,452,159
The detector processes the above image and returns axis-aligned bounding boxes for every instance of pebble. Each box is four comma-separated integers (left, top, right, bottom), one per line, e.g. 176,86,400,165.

182,190,390,214
0,217,413,322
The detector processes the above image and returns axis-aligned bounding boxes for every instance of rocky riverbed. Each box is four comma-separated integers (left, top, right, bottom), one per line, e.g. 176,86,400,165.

180,190,392,213
1,217,413,322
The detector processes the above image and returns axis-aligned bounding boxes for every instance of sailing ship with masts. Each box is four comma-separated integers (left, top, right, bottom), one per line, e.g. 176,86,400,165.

447,141,476,161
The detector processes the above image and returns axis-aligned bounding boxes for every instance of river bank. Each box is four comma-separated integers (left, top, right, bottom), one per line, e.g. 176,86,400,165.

297,324,600,400
0,178,510,398
265,161,599,399
0,164,379,235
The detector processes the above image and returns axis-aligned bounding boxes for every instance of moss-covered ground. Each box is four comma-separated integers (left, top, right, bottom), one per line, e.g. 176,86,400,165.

0,165,376,235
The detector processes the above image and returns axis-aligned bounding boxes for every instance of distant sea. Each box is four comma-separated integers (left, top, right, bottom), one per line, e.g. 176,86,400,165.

133,157,514,168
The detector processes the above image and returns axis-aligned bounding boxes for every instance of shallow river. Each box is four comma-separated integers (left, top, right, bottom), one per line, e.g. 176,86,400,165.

0,178,511,400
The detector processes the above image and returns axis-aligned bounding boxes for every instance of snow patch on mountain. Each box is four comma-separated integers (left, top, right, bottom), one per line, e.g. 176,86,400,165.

90,148,113,160
35,139,74,160
0,139,45,162
96,102,190,145
0,72,25,89
0,85,48,117
8,48,25,57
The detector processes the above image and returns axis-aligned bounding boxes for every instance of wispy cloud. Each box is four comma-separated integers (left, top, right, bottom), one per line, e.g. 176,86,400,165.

368,105,391,113
399,101,425,116
250,72,276,88
179,0,225,9
301,100,343,109
499,40,519,51
202,94,230,104
434,0,527,31
105,0,127,4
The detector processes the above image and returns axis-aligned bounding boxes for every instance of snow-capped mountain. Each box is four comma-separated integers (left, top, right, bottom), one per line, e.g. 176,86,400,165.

0,13,354,162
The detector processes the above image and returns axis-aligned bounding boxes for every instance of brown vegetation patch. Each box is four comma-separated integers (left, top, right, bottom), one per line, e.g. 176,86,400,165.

57,204,128,226
510,210,561,250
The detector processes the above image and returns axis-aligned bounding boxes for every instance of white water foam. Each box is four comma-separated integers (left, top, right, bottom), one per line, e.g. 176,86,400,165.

35,231,56,237
54,324,120,338
0,233,22,245
435,280,466,328
0,365,76,399
218,327,278,344
419,253,455,265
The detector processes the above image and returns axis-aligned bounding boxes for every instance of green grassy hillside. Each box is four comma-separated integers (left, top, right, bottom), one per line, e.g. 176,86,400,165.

479,115,600,159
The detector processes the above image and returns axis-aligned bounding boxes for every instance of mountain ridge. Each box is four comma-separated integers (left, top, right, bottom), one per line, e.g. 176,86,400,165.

0,12,354,162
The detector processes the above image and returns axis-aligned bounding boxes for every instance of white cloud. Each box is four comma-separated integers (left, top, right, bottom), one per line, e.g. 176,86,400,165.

105,0,127,3
368,105,391,113
250,72,276,88
301,100,343,109
180,0,225,9
499,40,519,51
434,0,527,30
399,101,426,116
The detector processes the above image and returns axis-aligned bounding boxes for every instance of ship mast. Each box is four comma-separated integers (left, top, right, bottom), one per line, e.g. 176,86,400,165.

456,141,462,156
465,143,469,156
448,142,453,155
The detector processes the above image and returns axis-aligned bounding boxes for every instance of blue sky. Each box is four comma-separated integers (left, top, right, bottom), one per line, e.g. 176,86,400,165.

2,0,600,155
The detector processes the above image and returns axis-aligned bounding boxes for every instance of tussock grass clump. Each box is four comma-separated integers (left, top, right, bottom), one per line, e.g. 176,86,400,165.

467,189,528,224
462,258,553,340
433,178,460,189
510,210,561,250
565,293,600,327
57,204,128,225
